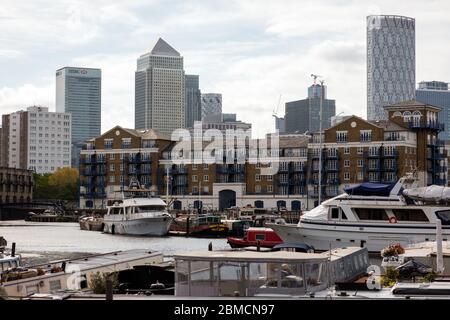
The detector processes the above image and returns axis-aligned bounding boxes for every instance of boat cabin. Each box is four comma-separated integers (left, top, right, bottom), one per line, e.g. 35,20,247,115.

173,247,369,297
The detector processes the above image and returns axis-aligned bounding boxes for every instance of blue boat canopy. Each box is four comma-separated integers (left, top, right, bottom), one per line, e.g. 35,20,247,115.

272,243,315,253
344,182,396,197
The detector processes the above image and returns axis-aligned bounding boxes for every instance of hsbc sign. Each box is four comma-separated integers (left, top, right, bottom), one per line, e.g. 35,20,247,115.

68,69,89,75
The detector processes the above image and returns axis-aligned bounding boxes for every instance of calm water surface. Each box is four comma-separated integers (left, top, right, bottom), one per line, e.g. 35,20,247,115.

0,220,228,255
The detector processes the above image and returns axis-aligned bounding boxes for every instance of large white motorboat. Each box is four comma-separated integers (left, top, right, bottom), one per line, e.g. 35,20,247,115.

103,188,172,236
269,175,450,253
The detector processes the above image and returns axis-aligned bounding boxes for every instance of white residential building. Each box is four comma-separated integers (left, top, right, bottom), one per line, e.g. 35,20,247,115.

0,106,72,174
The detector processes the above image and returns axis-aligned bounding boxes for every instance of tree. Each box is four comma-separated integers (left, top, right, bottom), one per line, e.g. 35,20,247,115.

33,168,79,200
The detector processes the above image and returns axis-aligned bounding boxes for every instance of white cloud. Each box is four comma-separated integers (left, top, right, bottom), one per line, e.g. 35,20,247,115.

1,0,449,138
0,84,54,117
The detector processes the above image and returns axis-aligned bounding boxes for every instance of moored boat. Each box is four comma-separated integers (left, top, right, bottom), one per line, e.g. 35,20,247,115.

169,214,229,237
79,215,103,231
227,227,284,248
269,175,450,253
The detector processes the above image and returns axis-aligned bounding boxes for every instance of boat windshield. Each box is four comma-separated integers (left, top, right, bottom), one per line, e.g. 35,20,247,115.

134,205,166,213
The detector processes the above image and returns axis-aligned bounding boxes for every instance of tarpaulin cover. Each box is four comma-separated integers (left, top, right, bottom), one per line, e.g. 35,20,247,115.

395,259,432,278
403,185,450,202
344,182,396,197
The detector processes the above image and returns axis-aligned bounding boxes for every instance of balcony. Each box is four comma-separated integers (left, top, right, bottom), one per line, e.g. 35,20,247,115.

381,166,397,172
409,121,445,131
433,178,447,186
326,179,341,185
325,153,339,160
229,167,245,174
216,167,229,174
381,151,398,158
364,151,381,159
427,140,445,147
428,152,447,160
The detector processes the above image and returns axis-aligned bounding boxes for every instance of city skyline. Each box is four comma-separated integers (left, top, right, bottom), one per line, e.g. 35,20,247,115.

1,0,450,138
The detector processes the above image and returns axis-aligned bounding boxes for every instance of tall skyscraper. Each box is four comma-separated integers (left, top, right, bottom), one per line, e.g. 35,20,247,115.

135,38,185,136
185,74,201,128
56,67,101,167
0,106,72,174
201,93,222,119
367,15,415,121
416,81,450,140
284,83,335,134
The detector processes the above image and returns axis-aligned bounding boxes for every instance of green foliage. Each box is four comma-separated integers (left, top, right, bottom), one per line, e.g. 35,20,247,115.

33,168,79,200
88,271,119,294
423,271,438,283
381,267,400,288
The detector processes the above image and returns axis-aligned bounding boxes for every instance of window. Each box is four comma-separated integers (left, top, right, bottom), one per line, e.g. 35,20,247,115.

360,130,372,142
110,164,115,172
110,154,115,160
192,186,198,194
255,234,266,241
344,172,350,180
392,209,428,222
255,185,261,193
357,172,364,181
355,208,389,221
267,175,273,181
436,211,450,225
357,147,364,155
192,164,198,170
403,111,411,122
255,174,261,181
344,160,350,167
357,159,364,167
267,185,273,193
192,175,198,182
104,139,113,149
203,164,208,170
203,175,209,182
331,207,339,219
344,147,350,154
336,131,348,143
49,280,62,291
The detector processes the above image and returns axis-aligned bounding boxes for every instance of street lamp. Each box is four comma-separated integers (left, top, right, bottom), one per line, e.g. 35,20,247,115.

311,74,325,205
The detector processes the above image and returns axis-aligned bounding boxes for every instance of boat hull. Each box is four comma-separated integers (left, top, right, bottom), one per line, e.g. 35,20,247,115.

269,221,450,253
103,216,172,236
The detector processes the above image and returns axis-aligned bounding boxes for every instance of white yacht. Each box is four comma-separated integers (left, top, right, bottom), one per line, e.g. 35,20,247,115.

269,176,450,253
103,192,172,236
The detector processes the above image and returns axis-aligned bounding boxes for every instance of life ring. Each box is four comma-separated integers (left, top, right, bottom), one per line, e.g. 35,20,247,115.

389,216,398,224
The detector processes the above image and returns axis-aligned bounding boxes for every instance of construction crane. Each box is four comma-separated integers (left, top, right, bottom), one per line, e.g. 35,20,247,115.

311,74,322,84
272,94,282,118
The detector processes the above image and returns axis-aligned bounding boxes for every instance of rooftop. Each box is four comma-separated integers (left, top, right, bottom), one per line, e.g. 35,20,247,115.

150,38,180,57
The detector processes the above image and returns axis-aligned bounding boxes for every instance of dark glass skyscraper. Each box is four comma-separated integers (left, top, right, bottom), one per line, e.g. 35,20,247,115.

56,67,101,168
416,81,450,140
185,75,201,128
284,84,336,134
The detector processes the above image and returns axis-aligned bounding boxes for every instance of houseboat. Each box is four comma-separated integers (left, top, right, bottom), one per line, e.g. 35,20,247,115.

0,249,163,298
269,175,450,253
169,214,229,237
227,227,284,248
173,246,369,297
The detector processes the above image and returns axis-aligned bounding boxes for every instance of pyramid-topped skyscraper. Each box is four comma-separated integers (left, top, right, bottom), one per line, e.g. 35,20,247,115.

135,38,185,135
150,37,180,56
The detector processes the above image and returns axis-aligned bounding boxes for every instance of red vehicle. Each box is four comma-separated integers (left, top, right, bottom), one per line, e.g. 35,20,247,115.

227,227,283,248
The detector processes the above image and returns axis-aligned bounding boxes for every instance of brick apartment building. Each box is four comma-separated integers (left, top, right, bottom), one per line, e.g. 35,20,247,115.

79,100,447,210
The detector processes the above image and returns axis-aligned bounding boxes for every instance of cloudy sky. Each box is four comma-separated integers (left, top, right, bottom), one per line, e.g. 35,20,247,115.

1,0,449,138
